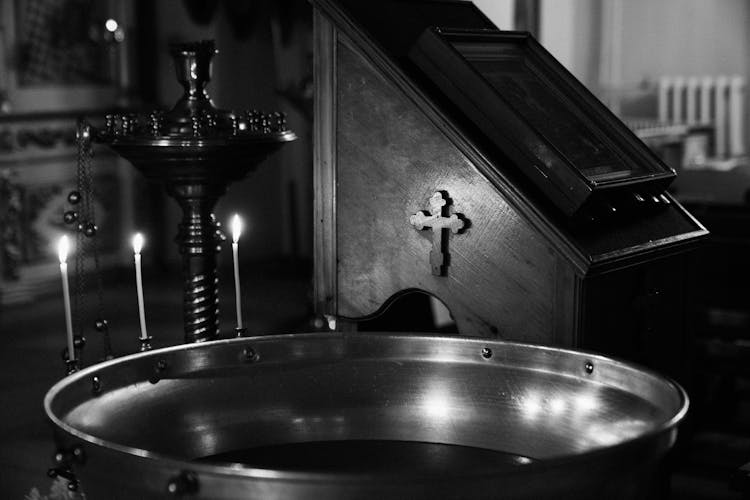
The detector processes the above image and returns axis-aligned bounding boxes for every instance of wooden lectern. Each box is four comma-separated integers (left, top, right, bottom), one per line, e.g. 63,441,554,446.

312,0,707,376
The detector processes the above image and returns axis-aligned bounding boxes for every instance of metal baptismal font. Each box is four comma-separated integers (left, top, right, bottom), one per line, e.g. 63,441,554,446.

94,40,295,343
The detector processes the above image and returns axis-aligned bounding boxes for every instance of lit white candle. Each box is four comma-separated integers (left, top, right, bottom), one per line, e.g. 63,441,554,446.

132,233,148,341
58,236,75,363
231,214,243,329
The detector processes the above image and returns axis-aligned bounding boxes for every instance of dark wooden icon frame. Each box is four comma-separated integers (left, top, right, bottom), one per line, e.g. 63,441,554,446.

410,28,676,216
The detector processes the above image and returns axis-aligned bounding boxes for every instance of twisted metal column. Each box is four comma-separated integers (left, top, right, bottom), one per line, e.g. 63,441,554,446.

169,183,225,343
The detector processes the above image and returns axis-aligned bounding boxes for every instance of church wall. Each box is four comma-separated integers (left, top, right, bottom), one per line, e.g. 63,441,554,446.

618,0,750,154
534,0,750,151
538,0,602,91
618,0,749,89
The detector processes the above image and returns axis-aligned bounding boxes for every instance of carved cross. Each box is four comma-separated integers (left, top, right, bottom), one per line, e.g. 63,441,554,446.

409,191,465,276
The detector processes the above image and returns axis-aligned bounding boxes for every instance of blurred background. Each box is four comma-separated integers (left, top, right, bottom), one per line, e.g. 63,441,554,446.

1,0,749,498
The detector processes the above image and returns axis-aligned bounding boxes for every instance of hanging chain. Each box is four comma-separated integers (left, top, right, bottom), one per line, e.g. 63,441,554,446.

84,121,114,360
74,123,89,365
64,120,113,369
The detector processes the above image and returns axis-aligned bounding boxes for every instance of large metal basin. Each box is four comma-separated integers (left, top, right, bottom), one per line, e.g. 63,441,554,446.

45,333,687,499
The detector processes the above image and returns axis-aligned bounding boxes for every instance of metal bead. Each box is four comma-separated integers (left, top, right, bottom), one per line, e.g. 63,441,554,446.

72,446,85,463
83,222,98,237
191,115,201,137
121,115,131,135
167,471,199,495
92,376,102,395
112,114,123,136
63,210,78,224
128,113,138,134
273,111,287,131
243,347,257,362
94,318,108,332
149,112,162,136
76,222,85,233
105,114,115,134
73,335,86,349
67,191,82,204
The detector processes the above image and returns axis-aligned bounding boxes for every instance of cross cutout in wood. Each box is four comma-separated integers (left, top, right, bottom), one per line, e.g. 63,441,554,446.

409,191,465,276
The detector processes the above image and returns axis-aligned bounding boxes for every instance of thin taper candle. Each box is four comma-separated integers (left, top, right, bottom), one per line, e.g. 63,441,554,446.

231,214,243,329
132,233,148,340
58,236,75,362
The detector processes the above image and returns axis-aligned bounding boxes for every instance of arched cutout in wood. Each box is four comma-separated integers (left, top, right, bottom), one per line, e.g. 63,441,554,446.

354,288,458,334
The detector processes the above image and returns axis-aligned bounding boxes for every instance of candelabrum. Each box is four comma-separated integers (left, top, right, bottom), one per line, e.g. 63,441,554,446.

87,40,296,344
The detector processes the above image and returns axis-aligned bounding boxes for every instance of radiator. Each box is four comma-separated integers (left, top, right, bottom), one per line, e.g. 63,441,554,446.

658,75,746,158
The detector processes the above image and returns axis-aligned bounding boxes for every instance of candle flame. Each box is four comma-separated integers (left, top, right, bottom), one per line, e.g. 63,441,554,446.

132,233,144,254
231,214,242,244
57,235,70,264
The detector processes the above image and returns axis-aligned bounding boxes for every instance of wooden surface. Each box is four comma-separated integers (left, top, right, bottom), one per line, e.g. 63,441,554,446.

312,0,707,276
313,11,338,317
410,28,677,217
335,37,563,343
312,0,706,355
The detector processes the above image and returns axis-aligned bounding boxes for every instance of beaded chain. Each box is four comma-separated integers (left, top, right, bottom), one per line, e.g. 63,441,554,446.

61,120,113,370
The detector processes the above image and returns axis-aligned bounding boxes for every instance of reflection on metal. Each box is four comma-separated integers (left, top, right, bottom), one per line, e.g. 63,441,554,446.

574,393,598,413
46,332,687,499
521,391,543,420
549,396,567,416
421,385,453,421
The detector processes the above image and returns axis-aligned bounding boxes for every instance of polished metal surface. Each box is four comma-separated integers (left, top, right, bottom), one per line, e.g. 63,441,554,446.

45,333,687,499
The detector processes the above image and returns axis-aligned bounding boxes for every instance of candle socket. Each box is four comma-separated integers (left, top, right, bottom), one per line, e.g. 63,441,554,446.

140,336,153,352
234,327,247,338
65,359,79,375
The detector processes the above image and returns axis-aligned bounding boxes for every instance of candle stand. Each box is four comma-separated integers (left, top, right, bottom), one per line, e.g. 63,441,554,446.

92,40,296,343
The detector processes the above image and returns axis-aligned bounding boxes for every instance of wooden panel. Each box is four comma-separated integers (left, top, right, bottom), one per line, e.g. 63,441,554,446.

313,0,707,278
410,28,676,217
553,256,582,347
313,11,338,316
328,0,494,60
335,37,560,342
573,198,707,268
